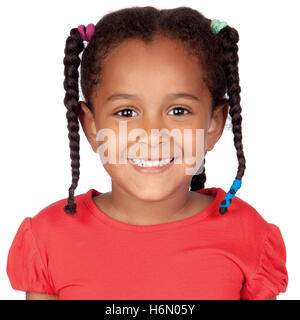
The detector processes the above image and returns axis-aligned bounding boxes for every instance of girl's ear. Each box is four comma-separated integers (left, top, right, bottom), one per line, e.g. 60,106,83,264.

205,103,229,152
78,101,99,153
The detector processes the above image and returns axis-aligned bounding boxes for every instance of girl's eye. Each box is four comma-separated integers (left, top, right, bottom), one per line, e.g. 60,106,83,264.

168,106,191,116
114,108,138,118
114,106,190,118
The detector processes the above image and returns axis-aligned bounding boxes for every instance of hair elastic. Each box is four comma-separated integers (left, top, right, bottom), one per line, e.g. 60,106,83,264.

210,19,227,34
219,179,242,214
78,24,95,41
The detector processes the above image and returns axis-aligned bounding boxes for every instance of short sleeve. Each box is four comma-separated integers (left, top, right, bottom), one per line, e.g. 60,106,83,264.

240,223,288,300
6,217,57,295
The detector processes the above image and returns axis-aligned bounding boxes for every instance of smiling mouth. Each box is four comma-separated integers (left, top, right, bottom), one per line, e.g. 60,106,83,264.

128,157,175,168
128,157,175,161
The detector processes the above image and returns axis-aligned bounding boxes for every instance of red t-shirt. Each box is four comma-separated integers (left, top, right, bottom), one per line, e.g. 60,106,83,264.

6,187,288,300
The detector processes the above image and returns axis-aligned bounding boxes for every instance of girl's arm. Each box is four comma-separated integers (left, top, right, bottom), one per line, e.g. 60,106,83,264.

26,292,59,300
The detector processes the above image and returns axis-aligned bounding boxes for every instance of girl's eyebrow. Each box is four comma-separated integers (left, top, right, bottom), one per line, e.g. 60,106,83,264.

105,92,200,102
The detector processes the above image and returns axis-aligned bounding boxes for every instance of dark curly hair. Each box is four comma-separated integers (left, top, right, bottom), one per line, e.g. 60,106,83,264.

63,6,246,215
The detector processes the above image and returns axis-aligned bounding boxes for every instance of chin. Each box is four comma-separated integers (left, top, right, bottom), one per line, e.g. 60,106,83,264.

131,187,171,202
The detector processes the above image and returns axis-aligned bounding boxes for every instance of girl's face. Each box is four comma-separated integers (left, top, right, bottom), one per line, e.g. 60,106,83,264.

79,35,228,201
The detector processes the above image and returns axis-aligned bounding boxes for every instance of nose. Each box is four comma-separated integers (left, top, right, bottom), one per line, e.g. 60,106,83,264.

138,115,170,146
134,116,175,159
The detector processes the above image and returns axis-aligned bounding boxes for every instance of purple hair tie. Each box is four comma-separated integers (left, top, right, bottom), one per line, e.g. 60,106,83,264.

78,23,95,41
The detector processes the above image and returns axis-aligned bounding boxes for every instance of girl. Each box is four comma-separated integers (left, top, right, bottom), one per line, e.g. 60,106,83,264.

6,6,288,300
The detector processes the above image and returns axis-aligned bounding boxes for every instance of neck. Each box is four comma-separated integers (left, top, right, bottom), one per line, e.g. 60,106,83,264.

95,181,197,226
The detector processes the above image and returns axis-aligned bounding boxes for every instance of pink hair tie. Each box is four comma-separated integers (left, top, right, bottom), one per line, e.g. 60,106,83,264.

78,23,95,41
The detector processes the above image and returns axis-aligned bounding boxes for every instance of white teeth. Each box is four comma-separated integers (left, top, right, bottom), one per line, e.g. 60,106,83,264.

129,158,173,167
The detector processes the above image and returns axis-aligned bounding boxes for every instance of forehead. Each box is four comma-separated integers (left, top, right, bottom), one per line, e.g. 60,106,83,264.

93,36,209,101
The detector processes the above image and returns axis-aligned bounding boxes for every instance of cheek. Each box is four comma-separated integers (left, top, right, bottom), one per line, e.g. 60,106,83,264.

102,162,125,181
175,118,207,153
94,119,123,160
173,121,206,176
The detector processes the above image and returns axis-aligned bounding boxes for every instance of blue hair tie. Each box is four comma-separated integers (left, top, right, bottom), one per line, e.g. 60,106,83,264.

219,179,242,214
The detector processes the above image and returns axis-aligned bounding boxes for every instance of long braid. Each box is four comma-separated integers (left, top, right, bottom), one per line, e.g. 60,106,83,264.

218,25,246,214
63,28,85,214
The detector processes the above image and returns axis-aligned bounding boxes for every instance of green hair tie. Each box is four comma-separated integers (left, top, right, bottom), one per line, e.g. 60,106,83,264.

210,19,227,34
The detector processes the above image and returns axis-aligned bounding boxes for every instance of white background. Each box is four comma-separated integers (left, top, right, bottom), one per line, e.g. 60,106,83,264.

1,0,299,300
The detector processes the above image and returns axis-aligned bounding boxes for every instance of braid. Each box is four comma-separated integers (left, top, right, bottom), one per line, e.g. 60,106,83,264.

63,28,85,214
190,158,206,191
217,25,246,214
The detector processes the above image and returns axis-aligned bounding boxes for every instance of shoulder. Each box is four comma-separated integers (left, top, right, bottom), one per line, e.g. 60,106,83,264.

29,189,92,239
214,188,280,254
220,188,271,235
217,188,286,261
